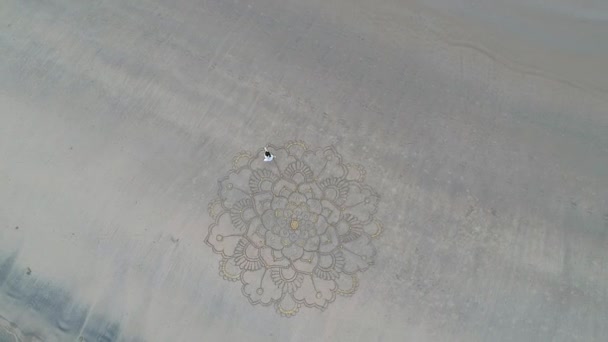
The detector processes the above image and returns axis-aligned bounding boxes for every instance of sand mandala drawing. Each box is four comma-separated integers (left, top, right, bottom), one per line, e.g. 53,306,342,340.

206,141,383,317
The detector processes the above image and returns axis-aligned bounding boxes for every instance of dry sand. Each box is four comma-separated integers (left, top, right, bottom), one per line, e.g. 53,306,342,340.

1,0,607,341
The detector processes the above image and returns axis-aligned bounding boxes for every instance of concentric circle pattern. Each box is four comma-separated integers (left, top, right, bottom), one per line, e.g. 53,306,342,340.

206,141,383,317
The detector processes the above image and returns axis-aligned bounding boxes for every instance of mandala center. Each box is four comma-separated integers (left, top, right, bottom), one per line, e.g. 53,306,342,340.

290,219,299,230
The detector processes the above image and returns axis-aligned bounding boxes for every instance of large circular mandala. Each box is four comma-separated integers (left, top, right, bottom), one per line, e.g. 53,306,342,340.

206,141,383,317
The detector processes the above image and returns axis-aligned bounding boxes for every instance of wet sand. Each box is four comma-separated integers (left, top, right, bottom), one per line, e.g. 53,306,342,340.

1,0,607,341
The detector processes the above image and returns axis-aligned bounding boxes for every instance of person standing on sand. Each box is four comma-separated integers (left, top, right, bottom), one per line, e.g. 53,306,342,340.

264,147,274,162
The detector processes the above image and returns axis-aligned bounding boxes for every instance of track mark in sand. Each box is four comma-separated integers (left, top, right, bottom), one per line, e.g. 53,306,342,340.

426,24,608,99
0,315,25,342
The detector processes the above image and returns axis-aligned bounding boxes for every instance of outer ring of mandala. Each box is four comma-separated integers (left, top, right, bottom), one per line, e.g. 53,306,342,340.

206,141,382,317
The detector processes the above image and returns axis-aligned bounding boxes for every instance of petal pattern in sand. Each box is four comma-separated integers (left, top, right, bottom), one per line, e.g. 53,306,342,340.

206,142,383,316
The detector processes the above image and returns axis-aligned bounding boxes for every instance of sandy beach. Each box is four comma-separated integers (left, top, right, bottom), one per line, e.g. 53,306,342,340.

1,0,607,341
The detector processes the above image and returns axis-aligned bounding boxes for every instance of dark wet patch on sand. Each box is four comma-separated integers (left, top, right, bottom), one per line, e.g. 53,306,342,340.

0,254,138,342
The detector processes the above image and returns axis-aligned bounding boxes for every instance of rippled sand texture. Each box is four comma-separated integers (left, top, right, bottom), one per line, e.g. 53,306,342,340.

1,0,607,341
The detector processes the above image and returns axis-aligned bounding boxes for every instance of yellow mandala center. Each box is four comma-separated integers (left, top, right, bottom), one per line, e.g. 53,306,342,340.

290,219,299,230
